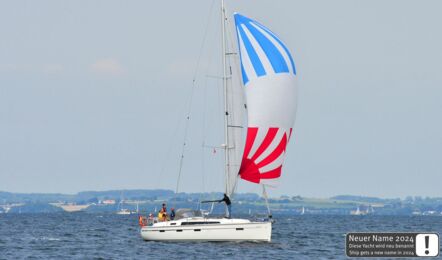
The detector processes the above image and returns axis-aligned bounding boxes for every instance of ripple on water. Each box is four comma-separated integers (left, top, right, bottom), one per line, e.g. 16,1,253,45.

1,214,442,258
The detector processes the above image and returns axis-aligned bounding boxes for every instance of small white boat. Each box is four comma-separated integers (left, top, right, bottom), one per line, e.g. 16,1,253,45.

350,204,374,215
350,206,369,215
117,208,132,215
116,196,135,215
141,210,271,242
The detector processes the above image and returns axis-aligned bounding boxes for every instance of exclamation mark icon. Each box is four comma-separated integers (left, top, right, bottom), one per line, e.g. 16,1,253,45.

416,234,438,257
425,235,429,255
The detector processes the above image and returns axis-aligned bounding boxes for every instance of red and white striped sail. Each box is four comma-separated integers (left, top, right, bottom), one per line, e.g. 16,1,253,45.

235,14,298,184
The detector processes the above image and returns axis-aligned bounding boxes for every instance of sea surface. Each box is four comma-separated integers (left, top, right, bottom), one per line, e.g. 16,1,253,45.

1,213,441,259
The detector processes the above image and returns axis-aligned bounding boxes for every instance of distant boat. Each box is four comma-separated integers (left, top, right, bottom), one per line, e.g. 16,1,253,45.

350,205,373,215
3,205,11,213
116,208,132,215
350,206,364,215
140,0,298,242
50,202,90,212
367,204,374,214
300,206,305,215
116,194,135,215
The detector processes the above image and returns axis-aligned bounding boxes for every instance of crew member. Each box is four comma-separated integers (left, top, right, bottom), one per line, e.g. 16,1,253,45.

161,203,167,213
218,193,232,218
170,208,176,220
158,208,164,221
138,215,144,227
148,213,154,226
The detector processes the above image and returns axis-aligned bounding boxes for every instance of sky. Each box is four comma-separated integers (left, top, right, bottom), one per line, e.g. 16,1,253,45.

0,0,441,198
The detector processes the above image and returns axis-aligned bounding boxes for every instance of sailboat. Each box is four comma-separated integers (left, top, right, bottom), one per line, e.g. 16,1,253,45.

141,0,298,242
350,206,367,216
116,193,134,215
116,200,131,215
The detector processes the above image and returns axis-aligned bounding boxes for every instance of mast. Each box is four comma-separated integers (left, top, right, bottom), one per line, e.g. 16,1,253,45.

221,0,230,196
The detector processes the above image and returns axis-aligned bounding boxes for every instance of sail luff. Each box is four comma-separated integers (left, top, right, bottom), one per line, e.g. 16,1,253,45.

221,2,246,198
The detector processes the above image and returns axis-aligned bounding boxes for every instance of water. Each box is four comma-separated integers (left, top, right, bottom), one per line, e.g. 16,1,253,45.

1,213,441,259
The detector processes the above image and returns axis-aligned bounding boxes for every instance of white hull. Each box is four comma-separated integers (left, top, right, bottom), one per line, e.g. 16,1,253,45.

140,217,271,242
116,209,132,215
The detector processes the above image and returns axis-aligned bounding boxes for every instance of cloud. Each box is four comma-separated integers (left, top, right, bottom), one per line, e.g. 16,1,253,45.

89,58,126,76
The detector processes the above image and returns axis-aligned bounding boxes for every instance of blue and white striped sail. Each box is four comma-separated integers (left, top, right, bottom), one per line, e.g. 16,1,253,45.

234,13,298,185
234,13,296,86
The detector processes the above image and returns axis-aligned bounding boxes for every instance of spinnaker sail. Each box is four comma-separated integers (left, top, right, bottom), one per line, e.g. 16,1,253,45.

234,13,298,184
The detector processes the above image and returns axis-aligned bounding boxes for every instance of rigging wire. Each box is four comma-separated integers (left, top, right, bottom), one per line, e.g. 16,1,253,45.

174,0,217,207
192,0,217,83
197,0,218,208
157,112,186,188
199,43,215,207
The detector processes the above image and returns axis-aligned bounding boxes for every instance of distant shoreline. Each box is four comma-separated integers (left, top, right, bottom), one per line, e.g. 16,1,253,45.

1,189,441,216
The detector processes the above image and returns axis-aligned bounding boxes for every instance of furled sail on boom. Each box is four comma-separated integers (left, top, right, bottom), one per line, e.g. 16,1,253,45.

234,13,298,184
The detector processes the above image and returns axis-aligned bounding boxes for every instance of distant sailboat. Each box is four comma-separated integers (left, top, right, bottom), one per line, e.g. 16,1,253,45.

141,0,298,242
117,193,133,215
300,206,305,215
350,205,372,216
367,204,374,214
117,208,131,215
350,206,362,215
116,201,131,215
